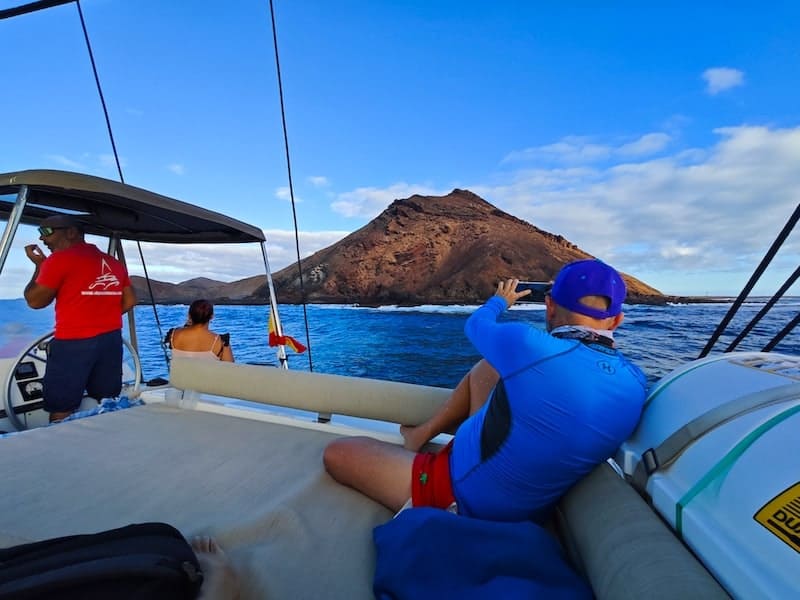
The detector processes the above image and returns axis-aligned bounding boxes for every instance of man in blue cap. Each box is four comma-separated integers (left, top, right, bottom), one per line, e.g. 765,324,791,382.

324,259,647,523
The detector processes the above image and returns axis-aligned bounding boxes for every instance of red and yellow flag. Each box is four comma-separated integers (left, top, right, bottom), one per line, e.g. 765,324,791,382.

268,312,307,353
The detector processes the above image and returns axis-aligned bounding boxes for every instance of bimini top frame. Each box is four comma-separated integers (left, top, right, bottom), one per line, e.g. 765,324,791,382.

0,169,265,244
0,169,292,369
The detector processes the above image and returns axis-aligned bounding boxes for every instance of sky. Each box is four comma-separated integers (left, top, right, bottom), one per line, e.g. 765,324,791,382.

1,0,799,298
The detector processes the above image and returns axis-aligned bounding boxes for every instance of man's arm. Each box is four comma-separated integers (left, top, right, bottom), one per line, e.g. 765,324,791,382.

23,246,56,309
24,277,57,309
121,286,137,314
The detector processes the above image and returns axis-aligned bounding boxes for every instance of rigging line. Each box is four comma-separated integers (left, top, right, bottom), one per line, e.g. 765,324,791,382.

724,265,800,352
0,0,73,21
267,0,313,372
75,0,167,367
137,243,170,370
75,0,124,184
698,202,800,359
762,312,800,352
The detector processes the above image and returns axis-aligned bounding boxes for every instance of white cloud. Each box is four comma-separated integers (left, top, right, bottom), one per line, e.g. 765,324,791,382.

331,183,442,219
44,154,86,169
480,125,800,294
618,133,671,157
275,186,302,203
503,136,611,164
167,163,185,175
118,229,349,284
503,132,671,165
5,125,796,298
702,67,745,95
308,176,329,187
99,154,126,170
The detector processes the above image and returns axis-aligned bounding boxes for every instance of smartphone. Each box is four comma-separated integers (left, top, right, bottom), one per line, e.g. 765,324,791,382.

515,281,551,303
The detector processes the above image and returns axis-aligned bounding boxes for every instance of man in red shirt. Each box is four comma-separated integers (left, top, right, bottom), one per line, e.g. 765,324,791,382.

24,215,137,422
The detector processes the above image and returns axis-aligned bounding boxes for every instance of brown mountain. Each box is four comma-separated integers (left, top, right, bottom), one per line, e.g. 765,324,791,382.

133,189,665,306
131,274,268,305
268,189,662,304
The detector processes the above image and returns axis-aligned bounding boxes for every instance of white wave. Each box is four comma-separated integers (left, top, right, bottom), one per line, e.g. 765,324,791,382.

303,302,548,314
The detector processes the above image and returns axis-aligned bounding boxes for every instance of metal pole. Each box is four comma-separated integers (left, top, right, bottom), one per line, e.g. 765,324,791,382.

0,185,29,276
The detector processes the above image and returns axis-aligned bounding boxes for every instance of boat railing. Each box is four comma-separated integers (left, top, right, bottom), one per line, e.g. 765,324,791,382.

699,203,799,358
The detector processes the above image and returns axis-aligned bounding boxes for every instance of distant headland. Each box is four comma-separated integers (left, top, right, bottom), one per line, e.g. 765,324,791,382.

131,189,726,307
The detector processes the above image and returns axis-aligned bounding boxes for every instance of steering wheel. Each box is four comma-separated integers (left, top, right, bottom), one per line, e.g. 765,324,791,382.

2,331,142,432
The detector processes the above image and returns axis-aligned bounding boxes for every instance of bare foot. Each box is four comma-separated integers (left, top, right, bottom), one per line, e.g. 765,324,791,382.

191,536,240,600
400,424,431,452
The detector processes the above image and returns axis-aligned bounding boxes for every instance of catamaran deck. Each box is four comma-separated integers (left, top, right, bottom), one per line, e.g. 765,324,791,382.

0,357,730,599
0,403,391,599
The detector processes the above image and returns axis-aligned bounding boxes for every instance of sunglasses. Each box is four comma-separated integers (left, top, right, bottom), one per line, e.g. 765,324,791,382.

37,226,67,237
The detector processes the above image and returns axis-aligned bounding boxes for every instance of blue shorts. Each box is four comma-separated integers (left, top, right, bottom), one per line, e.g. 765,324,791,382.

44,329,123,413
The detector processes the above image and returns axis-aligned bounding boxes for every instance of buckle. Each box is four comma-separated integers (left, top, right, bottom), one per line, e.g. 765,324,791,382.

642,448,659,474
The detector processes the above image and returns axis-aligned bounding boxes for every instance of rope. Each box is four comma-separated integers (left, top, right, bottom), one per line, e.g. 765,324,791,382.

763,312,800,352
267,0,313,371
136,244,171,369
698,202,800,358
75,0,124,184
75,0,168,371
724,265,800,352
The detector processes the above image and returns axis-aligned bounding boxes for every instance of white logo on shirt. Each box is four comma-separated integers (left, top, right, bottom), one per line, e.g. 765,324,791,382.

82,258,122,296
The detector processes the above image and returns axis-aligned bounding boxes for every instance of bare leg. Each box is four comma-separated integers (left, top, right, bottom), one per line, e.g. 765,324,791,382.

400,359,499,451
323,436,415,512
191,536,240,600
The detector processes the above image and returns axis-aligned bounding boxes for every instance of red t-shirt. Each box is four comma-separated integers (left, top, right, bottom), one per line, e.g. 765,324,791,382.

36,242,132,339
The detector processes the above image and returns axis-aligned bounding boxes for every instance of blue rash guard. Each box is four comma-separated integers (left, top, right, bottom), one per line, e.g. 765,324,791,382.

449,296,647,522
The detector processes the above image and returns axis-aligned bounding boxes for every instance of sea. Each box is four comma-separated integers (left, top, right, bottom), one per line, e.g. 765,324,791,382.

1,298,798,389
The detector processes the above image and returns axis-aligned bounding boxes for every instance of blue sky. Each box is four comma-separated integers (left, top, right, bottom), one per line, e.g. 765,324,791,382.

1,0,798,298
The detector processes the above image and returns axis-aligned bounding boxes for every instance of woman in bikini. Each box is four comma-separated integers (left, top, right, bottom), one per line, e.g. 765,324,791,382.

168,299,234,362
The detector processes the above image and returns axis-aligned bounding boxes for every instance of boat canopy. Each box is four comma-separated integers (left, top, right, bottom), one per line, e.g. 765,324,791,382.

0,170,265,244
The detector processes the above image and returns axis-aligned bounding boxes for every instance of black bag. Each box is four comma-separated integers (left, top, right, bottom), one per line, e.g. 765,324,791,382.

0,522,204,599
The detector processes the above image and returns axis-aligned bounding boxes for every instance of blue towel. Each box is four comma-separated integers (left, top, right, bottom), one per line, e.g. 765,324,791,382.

373,508,592,600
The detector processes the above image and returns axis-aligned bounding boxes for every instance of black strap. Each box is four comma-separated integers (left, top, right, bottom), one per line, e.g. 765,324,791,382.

631,382,800,493
552,329,615,348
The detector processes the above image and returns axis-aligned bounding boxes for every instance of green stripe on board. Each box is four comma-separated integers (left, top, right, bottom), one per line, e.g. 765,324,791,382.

645,359,719,407
675,402,800,536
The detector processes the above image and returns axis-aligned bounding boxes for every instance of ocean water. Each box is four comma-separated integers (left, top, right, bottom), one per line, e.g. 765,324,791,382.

1,298,798,389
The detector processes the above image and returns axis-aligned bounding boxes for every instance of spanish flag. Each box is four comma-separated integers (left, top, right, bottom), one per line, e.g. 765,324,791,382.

268,312,307,353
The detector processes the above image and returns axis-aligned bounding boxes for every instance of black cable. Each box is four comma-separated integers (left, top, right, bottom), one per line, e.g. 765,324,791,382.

267,0,313,371
725,265,800,352
75,0,124,184
699,203,800,358
76,0,169,370
137,243,171,370
0,0,73,21
762,312,800,352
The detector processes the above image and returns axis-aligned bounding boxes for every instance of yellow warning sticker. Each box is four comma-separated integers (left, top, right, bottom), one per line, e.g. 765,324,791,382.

754,482,800,553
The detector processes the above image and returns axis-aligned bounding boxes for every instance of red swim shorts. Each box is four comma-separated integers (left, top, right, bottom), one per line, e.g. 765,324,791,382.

411,440,456,510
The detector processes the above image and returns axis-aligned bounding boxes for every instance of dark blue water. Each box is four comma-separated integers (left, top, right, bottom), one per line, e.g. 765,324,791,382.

2,298,797,389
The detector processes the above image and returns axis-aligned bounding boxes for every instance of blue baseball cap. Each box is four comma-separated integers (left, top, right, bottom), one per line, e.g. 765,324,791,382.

550,259,626,319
